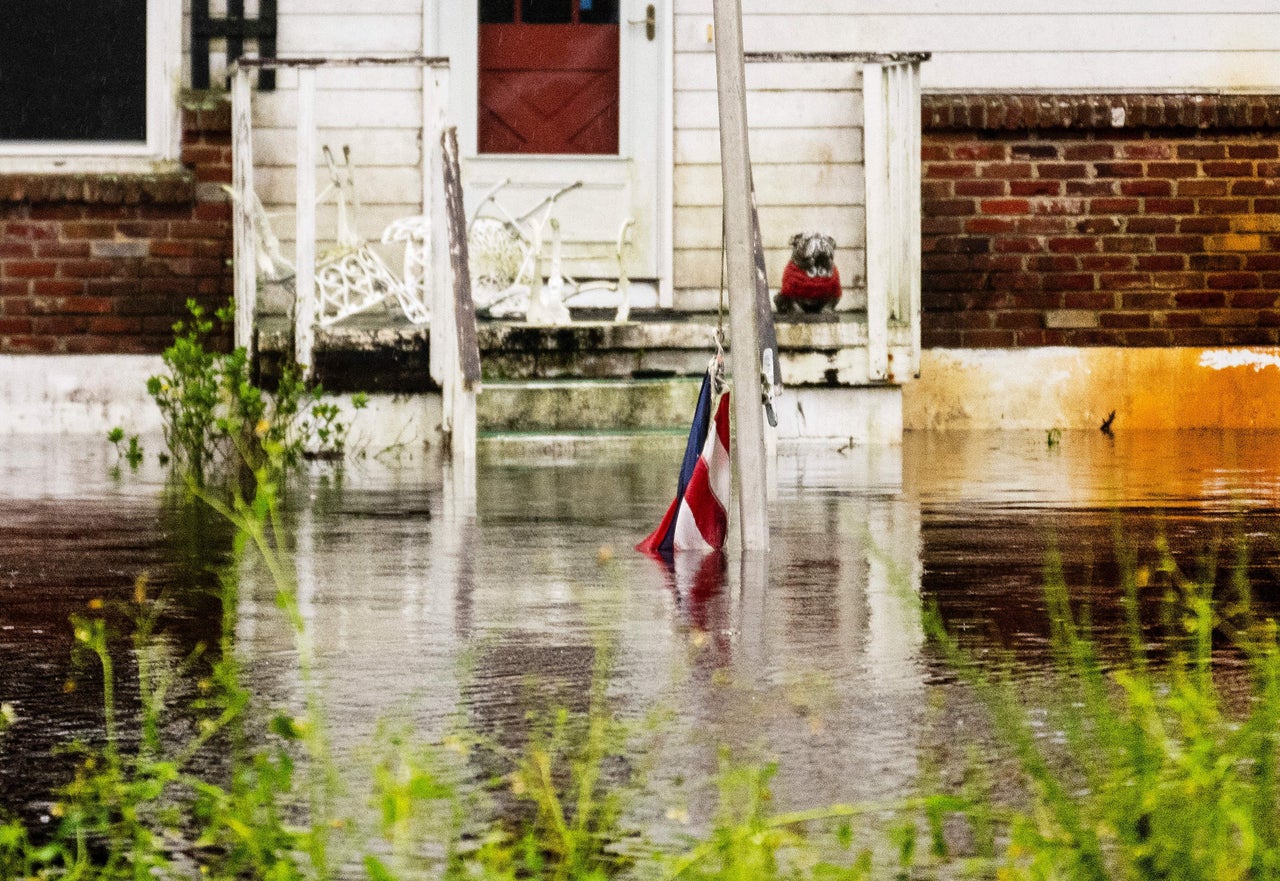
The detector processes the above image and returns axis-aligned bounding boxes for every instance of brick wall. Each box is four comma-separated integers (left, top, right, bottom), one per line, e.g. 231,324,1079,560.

922,94,1280,348
0,100,233,354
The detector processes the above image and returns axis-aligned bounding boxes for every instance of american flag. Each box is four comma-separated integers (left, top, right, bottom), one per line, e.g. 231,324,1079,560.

637,370,731,556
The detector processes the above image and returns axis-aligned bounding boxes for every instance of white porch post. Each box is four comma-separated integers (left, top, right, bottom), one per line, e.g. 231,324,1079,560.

862,62,890,382
231,67,256,357
293,66,319,374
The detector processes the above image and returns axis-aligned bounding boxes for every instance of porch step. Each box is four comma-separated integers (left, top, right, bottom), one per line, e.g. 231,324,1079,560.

478,377,702,435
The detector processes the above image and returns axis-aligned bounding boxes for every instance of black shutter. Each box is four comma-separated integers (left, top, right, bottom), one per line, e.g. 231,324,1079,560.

191,0,278,92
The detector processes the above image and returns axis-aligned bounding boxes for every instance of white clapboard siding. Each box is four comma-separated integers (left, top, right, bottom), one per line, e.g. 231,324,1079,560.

675,164,864,207
677,128,863,165
275,14,423,54
675,205,864,250
254,128,422,167
676,90,862,130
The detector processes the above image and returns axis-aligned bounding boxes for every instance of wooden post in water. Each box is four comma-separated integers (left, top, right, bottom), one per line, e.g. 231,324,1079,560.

712,0,769,551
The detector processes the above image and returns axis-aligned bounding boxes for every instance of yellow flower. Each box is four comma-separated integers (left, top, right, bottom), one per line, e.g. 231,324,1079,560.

254,418,270,437
87,598,103,611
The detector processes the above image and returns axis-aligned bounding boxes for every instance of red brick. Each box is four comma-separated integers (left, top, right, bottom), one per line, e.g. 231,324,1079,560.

1066,180,1118,197
1120,179,1172,197
1099,312,1151,328
1177,143,1227,160
1095,162,1144,178
922,180,954,199
193,201,231,221
1153,272,1203,289
922,144,951,161
61,222,115,239
981,198,1030,214
32,279,84,297
953,143,1008,161
1075,217,1121,234
0,318,32,334
993,235,1044,253
928,163,978,179
1169,329,1225,345
965,330,1017,346
1123,292,1172,309
1044,273,1095,291
1246,254,1280,271
4,222,56,240
1127,217,1178,234
1104,236,1154,253
1207,272,1262,289
1122,329,1173,345
0,242,34,259
1155,235,1202,252
1146,162,1198,178
1231,179,1280,196
1082,255,1135,271
1228,143,1279,159
1016,216,1071,234
1230,291,1278,308
1202,160,1253,176
1180,216,1230,234
1065,292,1116,309
995,311,1043,329
1122,142,1173,160
954,180,1005,197
1146,198,1196,213
88,316,141,334
965,217,1016,234
1189,254,1242,271
981,162,1033,179
1037,163,1088,179
3,260,56,278
1011,143,1057,159
1198,198,1249,214
1162,311,1202,328
1091,197,1143,214
989,272,1041,290
57,259,114,278
1179,179,1230,197
1099,273,1152,290
1010,180,1062,197
1026,255,1079,272
1175,291,1226,308
1063,143,1115,161
1048,237,1097,254
1137,254,1187,271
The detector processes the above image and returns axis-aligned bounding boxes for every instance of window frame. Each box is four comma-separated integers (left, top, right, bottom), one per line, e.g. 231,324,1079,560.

0,0,182,173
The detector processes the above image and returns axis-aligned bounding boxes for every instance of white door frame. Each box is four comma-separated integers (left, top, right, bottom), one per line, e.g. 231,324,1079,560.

431,0,674,306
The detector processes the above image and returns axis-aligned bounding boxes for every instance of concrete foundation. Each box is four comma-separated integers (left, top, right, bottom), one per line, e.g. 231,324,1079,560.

0,355,164,435
904,347,1280,431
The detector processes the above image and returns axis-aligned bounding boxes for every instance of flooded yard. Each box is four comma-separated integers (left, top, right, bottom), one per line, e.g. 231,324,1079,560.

5,429,1280,860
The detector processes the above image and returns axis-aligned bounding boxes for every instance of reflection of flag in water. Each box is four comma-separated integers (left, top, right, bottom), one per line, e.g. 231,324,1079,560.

637,372,731,555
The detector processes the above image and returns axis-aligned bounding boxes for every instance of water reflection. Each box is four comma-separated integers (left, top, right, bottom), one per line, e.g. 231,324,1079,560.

5,431,1280,821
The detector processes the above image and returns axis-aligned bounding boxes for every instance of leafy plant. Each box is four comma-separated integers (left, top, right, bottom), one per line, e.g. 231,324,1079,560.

106,427,144,471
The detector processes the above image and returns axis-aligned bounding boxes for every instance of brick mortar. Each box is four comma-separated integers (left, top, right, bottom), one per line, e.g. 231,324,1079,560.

923,93,1280,133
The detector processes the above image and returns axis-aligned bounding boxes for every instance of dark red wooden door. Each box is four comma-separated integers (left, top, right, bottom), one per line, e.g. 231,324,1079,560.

478,22,619,154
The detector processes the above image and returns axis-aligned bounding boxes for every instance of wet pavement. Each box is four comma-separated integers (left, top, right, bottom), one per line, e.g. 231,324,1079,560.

4,429,1280,820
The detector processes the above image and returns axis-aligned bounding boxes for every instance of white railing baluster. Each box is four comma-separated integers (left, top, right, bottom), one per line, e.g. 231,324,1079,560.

863,62,890,382
294,66,318,375
231,67,256,357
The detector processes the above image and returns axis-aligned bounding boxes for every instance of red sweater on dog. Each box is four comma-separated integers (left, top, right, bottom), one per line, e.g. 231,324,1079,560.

779,261,841,306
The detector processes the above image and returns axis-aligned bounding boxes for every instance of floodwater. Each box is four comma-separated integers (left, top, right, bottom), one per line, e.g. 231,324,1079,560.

5,430,1280,825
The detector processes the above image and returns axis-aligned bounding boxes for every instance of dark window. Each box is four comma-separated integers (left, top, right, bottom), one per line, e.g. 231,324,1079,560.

0,1,147,142
479,0,515,23
578,0,618,24
522,0,572,23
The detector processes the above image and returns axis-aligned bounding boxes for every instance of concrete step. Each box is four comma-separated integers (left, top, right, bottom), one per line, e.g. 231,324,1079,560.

478,377,702,434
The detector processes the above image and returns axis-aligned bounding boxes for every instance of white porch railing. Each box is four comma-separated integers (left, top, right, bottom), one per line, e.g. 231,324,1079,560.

228,55,479,465
745,51,927,384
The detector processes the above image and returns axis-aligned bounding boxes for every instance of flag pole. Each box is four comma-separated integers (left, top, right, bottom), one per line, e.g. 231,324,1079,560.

712,0,769,551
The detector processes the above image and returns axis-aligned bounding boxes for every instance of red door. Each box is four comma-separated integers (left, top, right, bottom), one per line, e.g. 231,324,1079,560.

478,0,619,154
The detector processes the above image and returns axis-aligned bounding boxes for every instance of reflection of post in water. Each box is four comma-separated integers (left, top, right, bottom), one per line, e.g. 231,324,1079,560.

442,461,477,640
